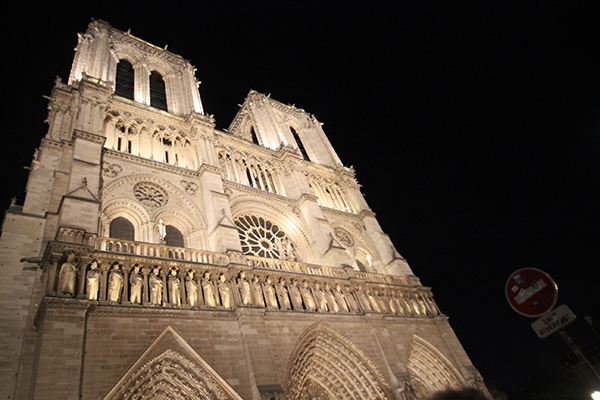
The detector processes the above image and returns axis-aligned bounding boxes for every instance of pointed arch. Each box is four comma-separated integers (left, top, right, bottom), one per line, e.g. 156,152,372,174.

406,335,466,398
103,326,243,400
285,322,393,400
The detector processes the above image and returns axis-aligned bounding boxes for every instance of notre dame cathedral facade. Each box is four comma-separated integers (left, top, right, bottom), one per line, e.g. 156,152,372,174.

0,20,487,400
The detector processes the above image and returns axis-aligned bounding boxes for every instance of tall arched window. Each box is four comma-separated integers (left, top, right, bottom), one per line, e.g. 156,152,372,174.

164,225,184,248
250,126,259,145
290,127,309,160
115,60,135,100
150,71,168,111
109,217,135,241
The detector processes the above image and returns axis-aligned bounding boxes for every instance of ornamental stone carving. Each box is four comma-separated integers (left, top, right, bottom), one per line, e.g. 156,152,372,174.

333,227,354,247
133,181,169,208
235,215,298,260
180,179,199,195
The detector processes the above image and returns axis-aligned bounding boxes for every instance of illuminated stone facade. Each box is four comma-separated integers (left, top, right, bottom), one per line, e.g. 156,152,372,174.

0,20,487,400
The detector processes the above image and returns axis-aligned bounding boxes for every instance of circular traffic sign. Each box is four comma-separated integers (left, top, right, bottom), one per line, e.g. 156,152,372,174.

505,268,558,318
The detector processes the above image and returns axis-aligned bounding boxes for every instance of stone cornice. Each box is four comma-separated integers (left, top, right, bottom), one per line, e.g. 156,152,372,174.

73,130,106,145
103,149,200,177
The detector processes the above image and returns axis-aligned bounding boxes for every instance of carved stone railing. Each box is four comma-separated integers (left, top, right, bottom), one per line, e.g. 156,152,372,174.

95,237,227,265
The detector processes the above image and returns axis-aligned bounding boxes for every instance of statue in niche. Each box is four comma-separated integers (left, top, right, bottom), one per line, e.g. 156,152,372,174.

343,286,360,313
313,283,328,312
217,274,232,309
107,264,124,304
324,283,339,313
396,291,411,315
237,271,252,306
263,277,279,309
366,289,381,313
383,289,397,315
185,270,199,308
252,276,266,307
300,281,316,312
406,293,420,315
425,292,440,315
168,269,181,306
373,289,388,314
275,278,291,311
57,252,77,296
417,293,429,315
355,285,372,312
149,267,163,305
85,260,100,301
202,272,217,307
333,284,349,313
289,280,304,311
129,265,143,304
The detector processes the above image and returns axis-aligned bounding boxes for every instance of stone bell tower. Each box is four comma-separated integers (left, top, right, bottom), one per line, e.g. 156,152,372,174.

0,20,488,400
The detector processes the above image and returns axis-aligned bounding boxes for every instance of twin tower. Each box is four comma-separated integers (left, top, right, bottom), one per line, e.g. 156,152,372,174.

0,20,487,400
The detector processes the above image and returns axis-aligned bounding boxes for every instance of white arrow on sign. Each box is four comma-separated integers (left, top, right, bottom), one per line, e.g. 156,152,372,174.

531,304,576,339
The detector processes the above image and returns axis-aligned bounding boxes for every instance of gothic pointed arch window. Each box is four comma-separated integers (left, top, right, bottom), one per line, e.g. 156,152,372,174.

290,126,309,160
109,217,135,241
115,59,135,100
150,71,168,111
250,126,259,145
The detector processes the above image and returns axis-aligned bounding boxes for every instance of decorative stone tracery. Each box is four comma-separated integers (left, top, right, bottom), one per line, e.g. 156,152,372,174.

285,323,393,400
406,335,466,398
235,215,298,260
133,181,169,208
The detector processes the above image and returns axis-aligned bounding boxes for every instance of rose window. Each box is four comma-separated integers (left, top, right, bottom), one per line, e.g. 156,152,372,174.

235,215,294,259
334,227,354,247
133,182,168,208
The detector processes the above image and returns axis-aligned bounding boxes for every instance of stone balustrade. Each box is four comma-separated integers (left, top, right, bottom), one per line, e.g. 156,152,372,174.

95,237,227,265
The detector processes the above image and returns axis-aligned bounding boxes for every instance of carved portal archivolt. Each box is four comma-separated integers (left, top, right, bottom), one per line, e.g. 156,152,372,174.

285,323,393,400
406,335,466,398
104,349,238,400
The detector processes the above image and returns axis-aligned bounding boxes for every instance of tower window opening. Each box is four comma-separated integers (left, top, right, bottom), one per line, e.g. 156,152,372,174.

117,138,122,151
250,126,259,145
162,138,172,146
127,140,132,153
149,71,168,112
165,152,169,163
290,127,309,160
115,59,134,100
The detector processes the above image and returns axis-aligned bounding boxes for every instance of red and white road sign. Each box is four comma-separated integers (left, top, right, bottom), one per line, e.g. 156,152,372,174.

505,268,558,318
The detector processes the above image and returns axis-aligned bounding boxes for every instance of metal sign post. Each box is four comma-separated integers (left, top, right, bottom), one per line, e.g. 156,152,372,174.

505,269,600,386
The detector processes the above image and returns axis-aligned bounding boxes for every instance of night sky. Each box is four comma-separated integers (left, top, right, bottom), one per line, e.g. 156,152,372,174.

3,1,600,395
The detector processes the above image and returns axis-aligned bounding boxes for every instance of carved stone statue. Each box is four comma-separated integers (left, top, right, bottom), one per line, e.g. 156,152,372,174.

333,284,349,313
168,269,181,306
202,272,217,307
252,276,265,307
374,289,388,314
107,264,124,304
343,286,360,313
313,283,328,312
300,281,316,312
185,270,199,308
289,280,304,311
85,260,100,301
149,268,163,305
366,289,381,313
263,277,279,309
324,283,339,313
217,274,232,309
129,265,143,304
356,285,372,312
237,271,252,306
58,252,77,296
276,278,291,311
157,218,166,241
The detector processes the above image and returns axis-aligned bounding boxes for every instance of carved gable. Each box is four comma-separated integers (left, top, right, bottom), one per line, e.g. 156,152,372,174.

103,326,243,400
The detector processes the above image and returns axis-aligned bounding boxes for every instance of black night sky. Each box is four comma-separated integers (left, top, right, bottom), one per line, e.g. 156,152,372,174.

3,2,600,397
